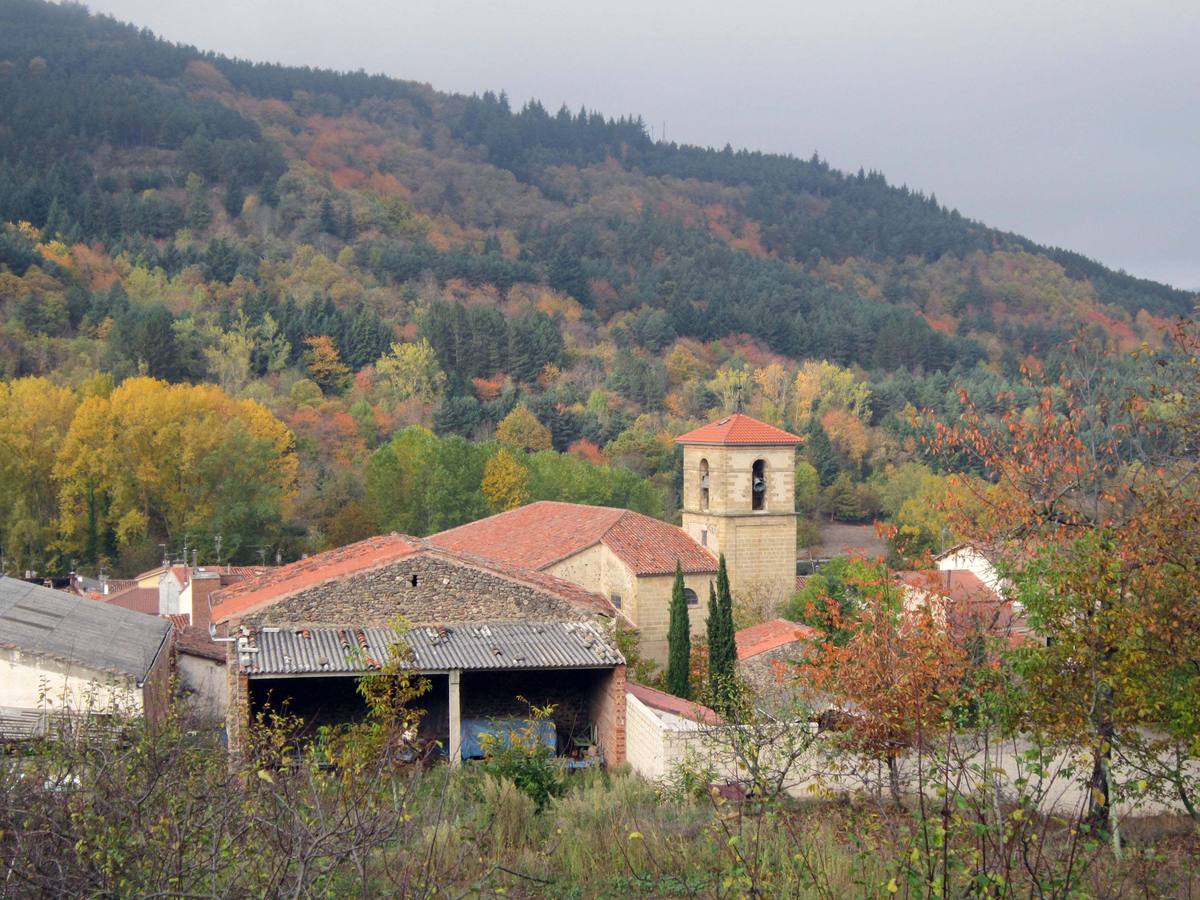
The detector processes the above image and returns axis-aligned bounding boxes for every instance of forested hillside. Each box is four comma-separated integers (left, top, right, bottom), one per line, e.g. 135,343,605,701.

0,0,1194,576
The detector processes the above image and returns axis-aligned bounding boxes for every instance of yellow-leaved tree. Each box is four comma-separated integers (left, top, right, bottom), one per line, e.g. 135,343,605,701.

481,448,530,513
495,403,552,452
55,378,297,565
0,378,78,573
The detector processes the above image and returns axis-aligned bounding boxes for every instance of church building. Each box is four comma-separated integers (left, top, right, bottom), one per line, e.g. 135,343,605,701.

430,413,802,664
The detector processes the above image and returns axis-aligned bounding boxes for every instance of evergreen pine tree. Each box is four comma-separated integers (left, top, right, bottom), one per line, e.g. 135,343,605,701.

318,196,338,234
666,561,691,698
806,418,840,487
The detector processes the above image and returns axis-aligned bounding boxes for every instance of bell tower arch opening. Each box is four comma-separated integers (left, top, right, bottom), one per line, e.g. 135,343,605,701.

751,458,766,511
699,458,710,510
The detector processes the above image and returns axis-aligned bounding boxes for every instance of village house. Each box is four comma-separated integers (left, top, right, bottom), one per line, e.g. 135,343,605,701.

98,562,272,720
735,618,819,710
0,576,173,740
210,535,627,767
896,568,1032,647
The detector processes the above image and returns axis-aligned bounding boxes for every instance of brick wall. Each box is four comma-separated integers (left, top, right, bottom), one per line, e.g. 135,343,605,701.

225,638,250,758
588,663,626,765
140,629,175,726
238,554,597,628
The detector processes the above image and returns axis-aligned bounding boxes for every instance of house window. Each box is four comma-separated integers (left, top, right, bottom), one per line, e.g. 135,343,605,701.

699,458,709,510
610,593,622,609
683,588,699,606
700,528,707,548
751,458,766,510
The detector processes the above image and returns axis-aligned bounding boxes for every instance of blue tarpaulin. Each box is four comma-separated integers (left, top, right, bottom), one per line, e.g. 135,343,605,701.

460,718,556,760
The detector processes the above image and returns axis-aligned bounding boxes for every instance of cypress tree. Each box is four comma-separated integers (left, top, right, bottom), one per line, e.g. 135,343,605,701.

708,553,737,708
666,561,691,698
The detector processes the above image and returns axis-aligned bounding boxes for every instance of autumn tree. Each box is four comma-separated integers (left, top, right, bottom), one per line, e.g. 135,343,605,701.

708,366,750,413
791,359,871,429
495,403,552,452
666,561,691,698
928,330,1200,829
751,362,790,426
55,378,297,567
801,562,968,804
374,339,446,408
0,378,77,573
304,335,351,394
481,447,530,513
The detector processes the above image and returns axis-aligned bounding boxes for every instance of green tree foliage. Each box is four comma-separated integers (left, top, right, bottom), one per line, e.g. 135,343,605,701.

363,428,662,537
666,561,691,698
706,554,737,708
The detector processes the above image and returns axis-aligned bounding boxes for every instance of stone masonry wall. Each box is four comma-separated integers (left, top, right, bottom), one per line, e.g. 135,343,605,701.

633,572,713,667
239,553,597,628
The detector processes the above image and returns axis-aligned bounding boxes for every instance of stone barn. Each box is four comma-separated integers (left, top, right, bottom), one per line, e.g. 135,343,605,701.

211,535,626,766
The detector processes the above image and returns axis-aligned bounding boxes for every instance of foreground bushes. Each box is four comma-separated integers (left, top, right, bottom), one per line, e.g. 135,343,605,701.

1,708,1197,898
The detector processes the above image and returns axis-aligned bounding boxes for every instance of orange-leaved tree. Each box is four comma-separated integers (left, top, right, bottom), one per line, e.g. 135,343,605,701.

925,328,1200,828
800,558,969,804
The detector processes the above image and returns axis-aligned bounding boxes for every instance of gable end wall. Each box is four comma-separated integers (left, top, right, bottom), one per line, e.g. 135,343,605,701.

237,554,598,627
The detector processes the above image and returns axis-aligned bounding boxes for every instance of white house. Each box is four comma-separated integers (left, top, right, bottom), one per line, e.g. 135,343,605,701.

0,577,173,739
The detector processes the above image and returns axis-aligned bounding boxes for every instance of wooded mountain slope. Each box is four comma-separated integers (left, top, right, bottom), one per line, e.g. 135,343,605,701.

0,0,1194,574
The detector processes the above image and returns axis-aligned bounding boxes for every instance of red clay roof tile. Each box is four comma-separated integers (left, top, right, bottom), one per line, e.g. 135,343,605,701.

103,585,160,616
627,681,723,725
675,413,802,446
212,534,422,622
430,501,717,576
736,618,819,661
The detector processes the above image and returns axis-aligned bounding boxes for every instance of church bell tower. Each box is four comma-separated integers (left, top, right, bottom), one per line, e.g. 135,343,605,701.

676,413,801,605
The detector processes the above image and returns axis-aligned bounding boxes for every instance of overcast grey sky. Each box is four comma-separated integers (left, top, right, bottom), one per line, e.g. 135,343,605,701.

86,0,1200,290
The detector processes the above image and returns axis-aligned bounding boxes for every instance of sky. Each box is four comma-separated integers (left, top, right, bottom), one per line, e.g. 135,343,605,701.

85,0,1200,291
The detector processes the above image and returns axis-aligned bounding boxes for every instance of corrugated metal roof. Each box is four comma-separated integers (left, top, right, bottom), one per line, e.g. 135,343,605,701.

0,577,172,681
240,620,623,676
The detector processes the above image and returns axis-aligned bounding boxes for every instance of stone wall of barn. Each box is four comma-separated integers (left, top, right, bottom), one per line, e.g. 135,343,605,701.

238,554,597,628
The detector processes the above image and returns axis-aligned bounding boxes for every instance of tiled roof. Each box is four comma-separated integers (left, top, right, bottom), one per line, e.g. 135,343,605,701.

736,618,819,661
626,681,722,726
675,413,802,446
431,501,717,576
212,534,423,622
211,533,615,624
896,569,1018,640
175,625,227,661
430,546,617,616
104,586,160,616
238,621,622,676
0,577,172,681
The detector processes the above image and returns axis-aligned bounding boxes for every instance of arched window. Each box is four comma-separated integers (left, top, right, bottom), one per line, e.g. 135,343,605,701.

683,588,699,606
699,458,710,510
751,458,766,511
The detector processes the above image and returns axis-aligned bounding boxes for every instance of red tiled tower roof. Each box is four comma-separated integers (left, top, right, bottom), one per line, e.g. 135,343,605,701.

431,501,718,576
675,413,802,446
